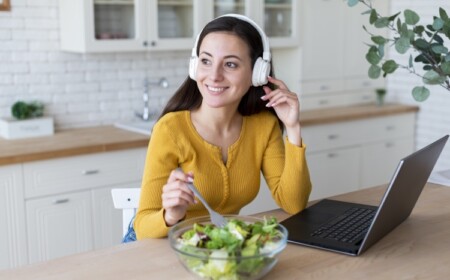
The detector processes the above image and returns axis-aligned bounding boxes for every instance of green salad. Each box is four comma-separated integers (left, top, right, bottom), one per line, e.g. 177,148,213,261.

175,217,285,280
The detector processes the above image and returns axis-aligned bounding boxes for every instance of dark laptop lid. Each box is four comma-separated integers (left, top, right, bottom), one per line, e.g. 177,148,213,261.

358,134,449,254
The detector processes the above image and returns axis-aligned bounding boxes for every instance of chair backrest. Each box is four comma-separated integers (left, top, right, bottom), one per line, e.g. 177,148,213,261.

111,188,141,236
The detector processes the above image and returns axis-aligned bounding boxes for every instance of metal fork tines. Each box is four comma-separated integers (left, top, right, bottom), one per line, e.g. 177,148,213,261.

187,182,227,228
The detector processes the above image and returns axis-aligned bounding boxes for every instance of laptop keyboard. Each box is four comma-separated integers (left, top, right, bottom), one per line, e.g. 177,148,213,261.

311,207,376,243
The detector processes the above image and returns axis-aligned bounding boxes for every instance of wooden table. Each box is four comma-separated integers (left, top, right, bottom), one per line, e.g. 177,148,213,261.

2,183,449,280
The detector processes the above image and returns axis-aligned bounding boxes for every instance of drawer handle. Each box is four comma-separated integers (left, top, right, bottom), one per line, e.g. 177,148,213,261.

53,198,69,204
385,142,395,148
82,169,99,175
328,134,339,140
386,125,396,131
319,85,329,91
319,99,329,105
327,153,338,158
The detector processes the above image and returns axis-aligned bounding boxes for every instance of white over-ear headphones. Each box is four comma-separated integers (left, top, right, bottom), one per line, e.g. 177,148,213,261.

189,14,271,87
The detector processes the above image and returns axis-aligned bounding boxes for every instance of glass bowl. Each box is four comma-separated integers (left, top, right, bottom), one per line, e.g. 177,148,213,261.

169,215,288,280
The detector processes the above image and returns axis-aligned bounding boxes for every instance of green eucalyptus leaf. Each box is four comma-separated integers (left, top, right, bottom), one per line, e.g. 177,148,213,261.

370,9,378,24
366,49,381,65
426,24,435,32
347,0,359,7
413,25,425,35
433,18,445,30
388,12,401,21
375,17,390,28
382,60,399,74
423,70,446,85
423,65,433,71
397,18,402,31
412,86,430,102
431,44,448,54
371,36,387,45
445,53,450,62
395,37,410,54
414,54,429,64
439,7,449,22
414,38,429,50
378,44,385,58
404,9,420,25
440,61,450,74
433,33,444,44
368,65,381,79
409,54,413,68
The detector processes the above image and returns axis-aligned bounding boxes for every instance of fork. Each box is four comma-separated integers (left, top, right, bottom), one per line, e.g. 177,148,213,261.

186,182,227,228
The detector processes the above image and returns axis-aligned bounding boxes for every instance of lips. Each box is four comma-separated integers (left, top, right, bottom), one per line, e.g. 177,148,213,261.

206,85,227,93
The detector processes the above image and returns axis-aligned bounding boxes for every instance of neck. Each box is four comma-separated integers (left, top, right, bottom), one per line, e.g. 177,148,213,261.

193,104,241,133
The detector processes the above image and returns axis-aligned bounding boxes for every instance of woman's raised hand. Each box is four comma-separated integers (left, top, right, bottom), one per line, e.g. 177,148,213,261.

161,168,196,226
262,76,302,146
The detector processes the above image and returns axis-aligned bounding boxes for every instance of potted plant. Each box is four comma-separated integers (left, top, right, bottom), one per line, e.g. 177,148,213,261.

346,0,450,102
0,101,54,140
375,88,387,106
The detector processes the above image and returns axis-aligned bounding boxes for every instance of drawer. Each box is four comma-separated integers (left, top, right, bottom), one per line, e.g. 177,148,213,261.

302,113,415,152
344,77,385,91
23,148,146,199
301,92,374,110
301,79,344,95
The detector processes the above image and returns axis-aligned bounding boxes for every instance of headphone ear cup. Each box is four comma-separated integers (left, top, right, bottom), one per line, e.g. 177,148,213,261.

252,57,270,87
189,56,198,81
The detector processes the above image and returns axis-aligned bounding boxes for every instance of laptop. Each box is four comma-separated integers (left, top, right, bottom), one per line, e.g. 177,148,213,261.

281,135,449,256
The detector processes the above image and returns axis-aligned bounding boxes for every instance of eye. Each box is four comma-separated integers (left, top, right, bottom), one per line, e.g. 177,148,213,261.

200,58,211,65
225,62,238,69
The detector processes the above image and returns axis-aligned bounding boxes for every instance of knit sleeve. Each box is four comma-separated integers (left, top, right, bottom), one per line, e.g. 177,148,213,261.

134,119,181,239
261,121,312,214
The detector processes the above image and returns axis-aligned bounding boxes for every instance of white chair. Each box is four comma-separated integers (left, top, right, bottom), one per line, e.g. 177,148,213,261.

111,188,141,237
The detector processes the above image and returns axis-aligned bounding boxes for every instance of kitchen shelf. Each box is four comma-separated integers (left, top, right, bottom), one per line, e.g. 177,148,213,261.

158,0,192,6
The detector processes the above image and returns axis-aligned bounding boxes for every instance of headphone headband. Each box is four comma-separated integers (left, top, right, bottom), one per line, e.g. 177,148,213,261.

189,14,272,86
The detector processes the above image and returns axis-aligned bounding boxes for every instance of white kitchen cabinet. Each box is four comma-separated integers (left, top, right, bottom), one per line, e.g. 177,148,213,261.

0,165,27,269
0,148,147,267
26,191,94,264
58,0,299,53
307,146,361,201
300,0,388,110
304,113,416,200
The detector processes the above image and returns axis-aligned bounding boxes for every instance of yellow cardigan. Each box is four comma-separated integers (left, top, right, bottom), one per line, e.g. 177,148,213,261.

134,110,312,239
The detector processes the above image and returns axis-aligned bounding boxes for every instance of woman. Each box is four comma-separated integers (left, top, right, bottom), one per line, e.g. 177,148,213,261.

134,14,312,239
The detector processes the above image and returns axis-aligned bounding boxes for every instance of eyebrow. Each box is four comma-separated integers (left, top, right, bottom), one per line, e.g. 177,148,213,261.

200,51,243,61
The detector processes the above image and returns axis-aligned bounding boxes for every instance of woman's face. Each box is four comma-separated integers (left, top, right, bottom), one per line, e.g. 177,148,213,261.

196,32,253,110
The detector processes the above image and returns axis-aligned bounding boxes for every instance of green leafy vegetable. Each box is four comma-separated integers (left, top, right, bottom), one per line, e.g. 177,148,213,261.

176,217,284,279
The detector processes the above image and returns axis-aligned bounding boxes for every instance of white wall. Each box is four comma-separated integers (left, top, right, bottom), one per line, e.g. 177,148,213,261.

385,0,450,172
0,0,190,129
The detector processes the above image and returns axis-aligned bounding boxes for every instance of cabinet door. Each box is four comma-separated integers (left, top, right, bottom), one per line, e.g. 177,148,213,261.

301,0,344,82
91,183,138,249
26,191,94,264
59,0,147,52
262,0,299,47
361,137,414,188
0,165,27,269
147,0,197,50
307,146,361,200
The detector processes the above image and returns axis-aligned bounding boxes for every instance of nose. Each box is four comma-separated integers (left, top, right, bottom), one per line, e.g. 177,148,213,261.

209,63,224,81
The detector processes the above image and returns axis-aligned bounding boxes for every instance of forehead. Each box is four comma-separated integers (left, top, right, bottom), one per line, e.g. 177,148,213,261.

199,32,250,58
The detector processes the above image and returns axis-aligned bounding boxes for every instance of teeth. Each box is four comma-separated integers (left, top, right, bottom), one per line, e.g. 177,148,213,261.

207,86,225,92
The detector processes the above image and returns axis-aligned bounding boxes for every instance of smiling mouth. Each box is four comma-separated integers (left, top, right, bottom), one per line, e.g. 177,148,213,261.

207,85,227,93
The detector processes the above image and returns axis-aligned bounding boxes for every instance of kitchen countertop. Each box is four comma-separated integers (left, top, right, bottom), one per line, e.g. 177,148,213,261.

0,103,419,166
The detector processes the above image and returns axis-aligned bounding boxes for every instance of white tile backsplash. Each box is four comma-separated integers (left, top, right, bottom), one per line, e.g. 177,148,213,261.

0,1,190,130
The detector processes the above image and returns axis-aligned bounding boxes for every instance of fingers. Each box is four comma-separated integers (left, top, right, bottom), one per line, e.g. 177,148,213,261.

267,75,288,90
262,85,298,108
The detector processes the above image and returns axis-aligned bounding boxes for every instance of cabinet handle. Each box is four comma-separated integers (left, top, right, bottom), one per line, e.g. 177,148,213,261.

328,134,339,140
319,99,329,105
53,198,69,204
143,41,148,47
327,153,338,158
385,142,395,148
386,125,396,131
82,169,99,175
319,85,329,91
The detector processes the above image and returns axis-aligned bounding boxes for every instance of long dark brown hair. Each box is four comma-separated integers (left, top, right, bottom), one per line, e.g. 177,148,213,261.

159,16,282,129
